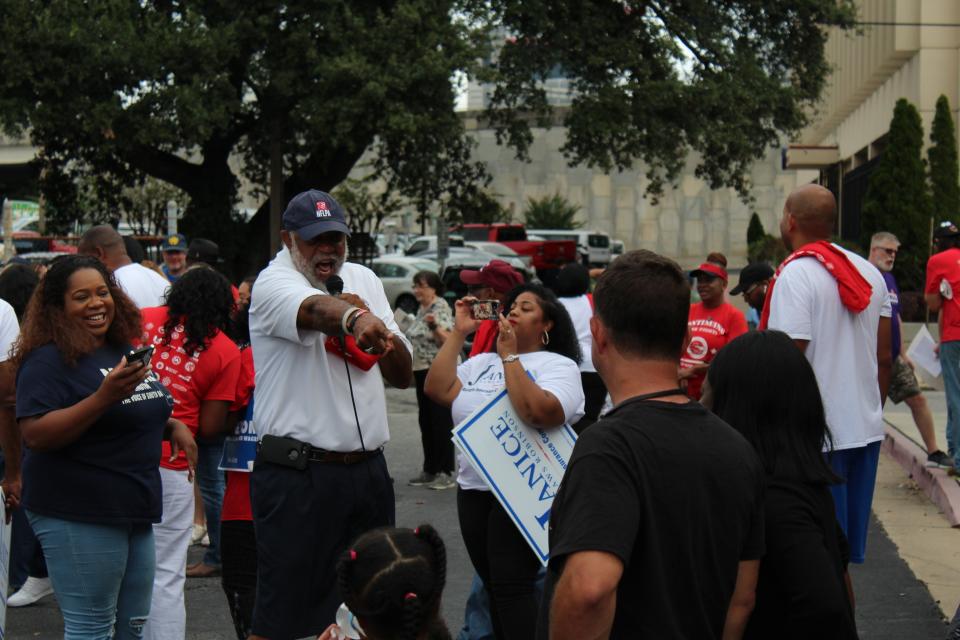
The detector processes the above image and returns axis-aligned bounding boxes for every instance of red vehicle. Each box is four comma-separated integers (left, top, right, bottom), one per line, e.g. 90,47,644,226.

457,223,576,275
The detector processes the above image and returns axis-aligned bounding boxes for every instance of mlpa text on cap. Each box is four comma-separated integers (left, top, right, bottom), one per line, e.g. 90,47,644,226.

283,190,351,241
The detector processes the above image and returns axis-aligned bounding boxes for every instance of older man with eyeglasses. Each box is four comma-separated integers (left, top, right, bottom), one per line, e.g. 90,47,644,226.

869,232,951,469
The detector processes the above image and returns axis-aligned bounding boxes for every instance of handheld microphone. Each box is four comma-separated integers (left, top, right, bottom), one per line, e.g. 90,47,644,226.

326,275,344,297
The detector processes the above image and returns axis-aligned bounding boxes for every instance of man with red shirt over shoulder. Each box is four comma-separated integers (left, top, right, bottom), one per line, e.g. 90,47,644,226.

461,259,524,357
762,184,892,565
924,220,960,472
680,258,747,400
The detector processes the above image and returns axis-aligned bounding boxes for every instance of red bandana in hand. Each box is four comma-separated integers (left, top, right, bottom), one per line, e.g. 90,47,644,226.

759,240,873,330
324,336,382,371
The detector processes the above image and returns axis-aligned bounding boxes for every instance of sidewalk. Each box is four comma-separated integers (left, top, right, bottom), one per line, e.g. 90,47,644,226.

880,389,960,619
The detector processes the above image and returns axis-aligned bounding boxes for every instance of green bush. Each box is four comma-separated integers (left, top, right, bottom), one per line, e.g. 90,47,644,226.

523,194,582,229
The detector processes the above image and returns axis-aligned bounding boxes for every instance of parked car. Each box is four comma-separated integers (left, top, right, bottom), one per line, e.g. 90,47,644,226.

403,234,465,256
409,248,533,282
526,229,612,266
456,223,576,275
371,255,441,313
464,241,533,268
611,239,624,257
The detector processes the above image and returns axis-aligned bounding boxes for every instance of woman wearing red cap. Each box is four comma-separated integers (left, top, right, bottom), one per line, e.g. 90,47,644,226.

680,253,747,400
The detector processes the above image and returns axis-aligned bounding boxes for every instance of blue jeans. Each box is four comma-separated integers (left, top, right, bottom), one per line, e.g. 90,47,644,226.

941,340,960,468
27,511,155,640
197,437,225,566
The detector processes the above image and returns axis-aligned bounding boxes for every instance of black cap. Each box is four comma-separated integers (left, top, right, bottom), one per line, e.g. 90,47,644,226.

934,220,960,239
729,262,775,295
186,238,222,264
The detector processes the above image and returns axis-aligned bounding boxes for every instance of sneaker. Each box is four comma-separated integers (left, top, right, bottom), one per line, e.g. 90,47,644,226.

190,523,207,545
428,473,456,490
7,576,53,607
408,472,436,487
927,450,955,469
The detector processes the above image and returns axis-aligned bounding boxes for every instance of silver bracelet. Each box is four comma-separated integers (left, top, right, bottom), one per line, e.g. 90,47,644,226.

341,306,360,335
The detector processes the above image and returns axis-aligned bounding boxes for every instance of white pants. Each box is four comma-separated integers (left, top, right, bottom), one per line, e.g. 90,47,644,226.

143,467,193,640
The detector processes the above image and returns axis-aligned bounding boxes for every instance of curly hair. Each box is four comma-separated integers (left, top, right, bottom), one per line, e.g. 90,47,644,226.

497,283,582,364
14,255,141,367
163,267,235,355
337,524,451,640
0,264,40,321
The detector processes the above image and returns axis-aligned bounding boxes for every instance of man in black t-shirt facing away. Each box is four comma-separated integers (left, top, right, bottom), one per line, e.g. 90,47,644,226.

537,250,766,640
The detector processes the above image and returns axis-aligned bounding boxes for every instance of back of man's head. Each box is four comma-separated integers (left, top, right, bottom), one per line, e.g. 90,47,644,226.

78,224,126,258
784,184,837,240
593,250,690,361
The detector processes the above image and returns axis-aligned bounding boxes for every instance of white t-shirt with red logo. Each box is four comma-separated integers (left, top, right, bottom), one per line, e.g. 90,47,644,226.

681,302,747,399
140,306,241,470
767,245,892,450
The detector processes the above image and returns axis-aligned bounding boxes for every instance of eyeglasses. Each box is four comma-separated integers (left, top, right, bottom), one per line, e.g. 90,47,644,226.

744,282,761,296
873,246,898,257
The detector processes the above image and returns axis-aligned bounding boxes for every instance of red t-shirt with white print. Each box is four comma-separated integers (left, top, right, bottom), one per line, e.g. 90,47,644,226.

140,306,241,471
681,301,748,400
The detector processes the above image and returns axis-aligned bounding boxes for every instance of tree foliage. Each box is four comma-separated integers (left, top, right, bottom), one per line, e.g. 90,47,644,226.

447,187,510,225
523,194,581,229
0,0,487,271
746,213,765,246
928,94,960,224
0,0,855,273
485,0,856,201
331,176,403,238
861,99,929,290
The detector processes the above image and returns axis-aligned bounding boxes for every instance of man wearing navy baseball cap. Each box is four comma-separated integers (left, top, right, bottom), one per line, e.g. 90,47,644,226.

247,189,412,639
160,233,188,283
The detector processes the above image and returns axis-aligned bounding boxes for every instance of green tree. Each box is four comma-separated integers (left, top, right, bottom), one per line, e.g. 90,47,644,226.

0,0,855,272
523,194,582,229
928,94,960,224
447,187,510,225
861,99,929,290
746,213,765,247
0,0,487,271
486,0,855,201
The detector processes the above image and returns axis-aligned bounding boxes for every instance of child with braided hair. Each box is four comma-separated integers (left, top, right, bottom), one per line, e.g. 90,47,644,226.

318,524,452,640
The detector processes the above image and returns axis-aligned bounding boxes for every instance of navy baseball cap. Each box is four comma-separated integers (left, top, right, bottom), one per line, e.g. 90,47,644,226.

161,233,187,252
282,190,351,240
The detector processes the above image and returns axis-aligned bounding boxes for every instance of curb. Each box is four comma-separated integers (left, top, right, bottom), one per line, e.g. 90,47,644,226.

882,423,960,527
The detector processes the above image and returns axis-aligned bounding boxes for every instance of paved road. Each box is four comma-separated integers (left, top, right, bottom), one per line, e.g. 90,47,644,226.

5,387,950,638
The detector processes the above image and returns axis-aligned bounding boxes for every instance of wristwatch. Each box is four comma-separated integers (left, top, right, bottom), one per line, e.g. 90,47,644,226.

502,354,521,364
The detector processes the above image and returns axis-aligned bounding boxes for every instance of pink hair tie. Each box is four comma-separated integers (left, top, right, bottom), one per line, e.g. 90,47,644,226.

405,592,418,601
349,550,357,561
414,527,420,535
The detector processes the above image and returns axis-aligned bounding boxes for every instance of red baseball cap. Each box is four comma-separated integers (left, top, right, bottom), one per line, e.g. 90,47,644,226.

690,263,728,281
459,259,523,294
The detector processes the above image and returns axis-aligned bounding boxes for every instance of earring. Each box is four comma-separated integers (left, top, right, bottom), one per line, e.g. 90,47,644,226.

542,330,550,346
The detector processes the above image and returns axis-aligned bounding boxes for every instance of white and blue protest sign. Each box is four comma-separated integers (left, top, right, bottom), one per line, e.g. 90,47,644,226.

219,396,257,472
453,388,577,565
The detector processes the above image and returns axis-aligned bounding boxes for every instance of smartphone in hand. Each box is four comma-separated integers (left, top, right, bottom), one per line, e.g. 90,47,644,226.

126,346,154,368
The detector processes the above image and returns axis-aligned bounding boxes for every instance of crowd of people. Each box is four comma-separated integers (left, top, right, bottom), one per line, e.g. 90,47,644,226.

0,183,957,640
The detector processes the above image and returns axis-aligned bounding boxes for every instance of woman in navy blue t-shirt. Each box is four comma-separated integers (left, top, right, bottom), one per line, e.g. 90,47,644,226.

13,255,197,640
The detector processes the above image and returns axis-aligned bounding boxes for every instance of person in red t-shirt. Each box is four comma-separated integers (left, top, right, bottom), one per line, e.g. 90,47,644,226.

680,257,748,400
220,285,258,640
925,220,960,471
139,267,241,640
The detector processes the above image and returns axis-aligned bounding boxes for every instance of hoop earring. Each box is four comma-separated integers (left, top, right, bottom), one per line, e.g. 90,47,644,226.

542,330,550,346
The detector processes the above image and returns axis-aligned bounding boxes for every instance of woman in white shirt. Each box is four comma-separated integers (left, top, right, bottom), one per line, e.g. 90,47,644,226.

425,283,584,640
553,262,606,432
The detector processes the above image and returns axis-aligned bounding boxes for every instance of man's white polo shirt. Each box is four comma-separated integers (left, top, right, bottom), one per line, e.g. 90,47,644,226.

249,247,411,451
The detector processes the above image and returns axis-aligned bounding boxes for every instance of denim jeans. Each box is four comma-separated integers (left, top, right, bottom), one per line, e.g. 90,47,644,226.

27,510,155,640
196,436,225,566
941,340,960,469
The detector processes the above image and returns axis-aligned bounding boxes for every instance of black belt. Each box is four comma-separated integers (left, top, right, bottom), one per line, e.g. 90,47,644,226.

306,447,382,465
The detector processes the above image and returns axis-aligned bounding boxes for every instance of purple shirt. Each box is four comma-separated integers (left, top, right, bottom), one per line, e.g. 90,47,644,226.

882,271,901,359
